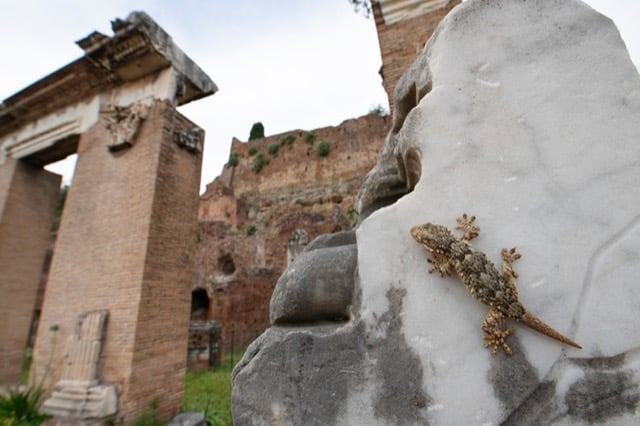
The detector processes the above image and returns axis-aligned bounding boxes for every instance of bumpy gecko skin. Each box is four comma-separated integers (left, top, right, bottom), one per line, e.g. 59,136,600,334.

411,214,581,355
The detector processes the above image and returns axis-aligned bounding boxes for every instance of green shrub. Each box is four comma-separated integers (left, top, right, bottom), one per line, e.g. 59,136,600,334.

316,141,330,157
248,146,258,156
252,153,267,173
245,225,256,236
0,327,58,426
267,143,279,156
304,132,317,144
226,152,239,168
347,205,358,226
248,122,265,141
0,386,51,426
280,134,295,147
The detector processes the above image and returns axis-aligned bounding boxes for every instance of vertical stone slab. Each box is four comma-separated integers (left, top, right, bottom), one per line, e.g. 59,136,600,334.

0,158,60,383
33,100,203,423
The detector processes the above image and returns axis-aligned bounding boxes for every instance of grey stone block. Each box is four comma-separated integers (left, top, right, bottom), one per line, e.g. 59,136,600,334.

270,241,356,325
167,412,206,426
303,230,356,252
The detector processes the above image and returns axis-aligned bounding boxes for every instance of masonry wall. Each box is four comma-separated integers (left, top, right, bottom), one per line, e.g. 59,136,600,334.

218,115,388,199
373,0,461,109
196,114,390,353
0,158,60,383
32,100,202,424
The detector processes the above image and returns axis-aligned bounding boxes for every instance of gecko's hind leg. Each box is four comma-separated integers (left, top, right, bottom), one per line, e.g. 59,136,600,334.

456,213,480,242
482,308,514,356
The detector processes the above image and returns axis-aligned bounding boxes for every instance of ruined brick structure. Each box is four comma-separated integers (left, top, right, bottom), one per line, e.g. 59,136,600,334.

195,115,389,353
372,0,461,109
0,12,215,424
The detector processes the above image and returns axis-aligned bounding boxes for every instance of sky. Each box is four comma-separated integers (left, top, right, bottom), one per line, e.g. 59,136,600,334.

0,0,638,194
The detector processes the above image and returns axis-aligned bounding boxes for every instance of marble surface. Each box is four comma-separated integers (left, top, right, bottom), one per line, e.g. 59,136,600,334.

232,1,640,424
355,0,640,423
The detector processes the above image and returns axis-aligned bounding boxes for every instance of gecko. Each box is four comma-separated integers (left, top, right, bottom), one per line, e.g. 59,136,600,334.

410,214,581,355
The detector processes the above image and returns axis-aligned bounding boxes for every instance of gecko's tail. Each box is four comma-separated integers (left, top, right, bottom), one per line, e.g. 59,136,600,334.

519,311,582,349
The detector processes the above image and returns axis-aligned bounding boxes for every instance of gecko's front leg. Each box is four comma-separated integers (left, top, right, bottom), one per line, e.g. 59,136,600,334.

456,213,480,241
482,308,515,356
428,252,453,277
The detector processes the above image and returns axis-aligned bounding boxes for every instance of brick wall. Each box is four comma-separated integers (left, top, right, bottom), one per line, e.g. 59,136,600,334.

0,159,60,383
32,100,202,424
373,0,461,110
196,114,390,353
216,115,389,200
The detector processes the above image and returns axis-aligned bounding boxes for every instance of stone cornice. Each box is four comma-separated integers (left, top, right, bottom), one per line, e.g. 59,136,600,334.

374,0,451,25
0,11,216,142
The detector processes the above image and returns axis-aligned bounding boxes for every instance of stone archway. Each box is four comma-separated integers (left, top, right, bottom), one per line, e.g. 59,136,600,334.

0,12,216,423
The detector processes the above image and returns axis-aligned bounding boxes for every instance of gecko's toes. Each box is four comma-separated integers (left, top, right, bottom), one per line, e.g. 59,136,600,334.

483,328,514,356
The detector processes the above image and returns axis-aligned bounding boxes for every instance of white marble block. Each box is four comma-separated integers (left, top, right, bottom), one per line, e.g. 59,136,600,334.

356,0,640,423
232,1,640,424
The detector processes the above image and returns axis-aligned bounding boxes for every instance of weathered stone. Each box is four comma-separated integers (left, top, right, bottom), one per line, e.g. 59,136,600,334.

232,325,365,426
41,385,117,421
303,229,356,252
167,412,206,426
355,0,640,423
269,240,357,325
104,102,150,152
174,127,205,154
233,0,640,424
41,311,117,420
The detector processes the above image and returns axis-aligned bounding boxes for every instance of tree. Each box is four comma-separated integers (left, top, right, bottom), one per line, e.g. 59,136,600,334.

349,0,372,18
248,122,265,141
368,104,389,117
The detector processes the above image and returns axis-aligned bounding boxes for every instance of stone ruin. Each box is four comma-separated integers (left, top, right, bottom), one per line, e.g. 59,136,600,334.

232,0,640,424
0,12,215,424
41,311,116,419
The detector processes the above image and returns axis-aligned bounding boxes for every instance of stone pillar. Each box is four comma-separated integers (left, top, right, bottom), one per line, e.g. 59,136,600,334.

0,158,60,383
32,100,203,423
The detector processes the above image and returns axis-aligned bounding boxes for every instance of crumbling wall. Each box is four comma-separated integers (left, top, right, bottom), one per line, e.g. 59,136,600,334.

195,114,389,353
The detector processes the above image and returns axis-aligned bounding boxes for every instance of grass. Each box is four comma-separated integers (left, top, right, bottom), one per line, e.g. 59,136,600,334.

182,352,243,426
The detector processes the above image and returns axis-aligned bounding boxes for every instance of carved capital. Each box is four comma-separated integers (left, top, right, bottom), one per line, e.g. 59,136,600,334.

103,102,150,152
174,127,204,154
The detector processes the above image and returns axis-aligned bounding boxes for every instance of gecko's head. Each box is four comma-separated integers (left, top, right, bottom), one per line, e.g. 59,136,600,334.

410,222,454,254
